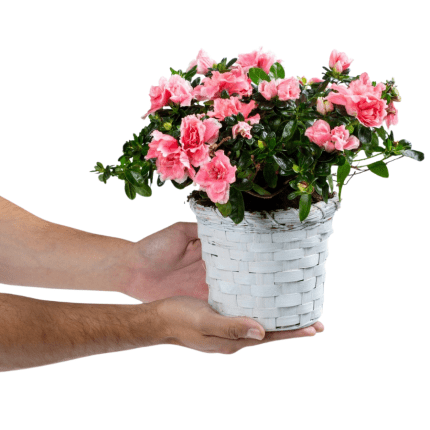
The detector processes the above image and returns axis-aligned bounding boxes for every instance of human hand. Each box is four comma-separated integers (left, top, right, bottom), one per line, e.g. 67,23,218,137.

154,296,324,354
125,222,207,302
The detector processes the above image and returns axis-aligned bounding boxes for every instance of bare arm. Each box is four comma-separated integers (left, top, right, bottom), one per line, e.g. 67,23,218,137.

0,196,134,293
0,292,159,371
0,293,323,371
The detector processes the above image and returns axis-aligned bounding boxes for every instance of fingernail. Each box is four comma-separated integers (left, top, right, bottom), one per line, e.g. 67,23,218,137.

246,328,264,340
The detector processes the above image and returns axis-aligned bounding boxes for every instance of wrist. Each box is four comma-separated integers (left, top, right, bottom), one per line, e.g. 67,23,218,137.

133,300,170,346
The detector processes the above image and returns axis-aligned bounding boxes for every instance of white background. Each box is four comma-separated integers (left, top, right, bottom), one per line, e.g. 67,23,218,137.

0,1,429,429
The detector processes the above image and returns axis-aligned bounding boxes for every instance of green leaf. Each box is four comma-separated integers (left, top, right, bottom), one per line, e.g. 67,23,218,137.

263,162,278,188
367,160,389,178
375,127,387,139
322,183,329,203
125,170,145,188
171,178,193,189
328,174,334,193
337,161,351,200
299,194,312,222
135,183,152,197
232,178,253,191
229,187,245,224
125,182,136,200
402,149,425,161
357,124,372,144
273,154,294,172
248,67,270,85
282,120,297,142
315,163,331,177
269,62,285,80
252,183,271,196
216,201,232,217
226,58,237,68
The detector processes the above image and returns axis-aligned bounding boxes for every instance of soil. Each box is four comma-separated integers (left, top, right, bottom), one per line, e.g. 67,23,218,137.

188,188,335,213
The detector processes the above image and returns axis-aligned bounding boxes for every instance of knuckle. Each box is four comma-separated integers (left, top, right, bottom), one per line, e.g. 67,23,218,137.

227,326,240,340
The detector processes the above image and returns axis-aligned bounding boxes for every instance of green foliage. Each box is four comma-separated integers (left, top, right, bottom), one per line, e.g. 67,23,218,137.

299,194,312,222
269,62,285,80
367,160,389,178
94,53,424,224
216,201,232,217
229,187,245,224
336,162,351,200
248,67,270,85
402,149,424,161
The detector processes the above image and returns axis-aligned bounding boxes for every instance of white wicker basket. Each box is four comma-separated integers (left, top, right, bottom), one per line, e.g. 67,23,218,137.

190,194,340,331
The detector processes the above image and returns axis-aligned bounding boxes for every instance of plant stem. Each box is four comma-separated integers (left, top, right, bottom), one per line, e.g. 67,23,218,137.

245,178,294,200
344,155,404,185
210,136,231,155
353,153,385,162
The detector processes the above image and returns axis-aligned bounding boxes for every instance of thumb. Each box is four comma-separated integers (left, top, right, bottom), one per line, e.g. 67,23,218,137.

205,314,266,341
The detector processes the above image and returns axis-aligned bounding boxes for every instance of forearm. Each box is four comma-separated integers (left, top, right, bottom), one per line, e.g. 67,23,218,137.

0,196,135,293
0,293,163,371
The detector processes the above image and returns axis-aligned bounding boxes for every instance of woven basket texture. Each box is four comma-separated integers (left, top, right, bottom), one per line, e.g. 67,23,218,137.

190,195,340,331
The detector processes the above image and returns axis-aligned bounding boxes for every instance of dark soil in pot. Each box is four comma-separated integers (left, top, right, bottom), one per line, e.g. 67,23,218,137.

188,189,334,213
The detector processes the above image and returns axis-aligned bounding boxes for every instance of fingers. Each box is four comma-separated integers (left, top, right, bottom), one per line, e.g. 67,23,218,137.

211,322,324,354
239,322,324,347
200,313,266,341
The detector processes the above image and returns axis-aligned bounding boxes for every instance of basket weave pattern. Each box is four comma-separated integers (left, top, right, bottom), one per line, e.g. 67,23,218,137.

190,196,340,331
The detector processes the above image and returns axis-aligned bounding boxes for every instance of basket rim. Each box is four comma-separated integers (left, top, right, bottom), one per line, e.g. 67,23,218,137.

189,192,339,217
189,192,340,231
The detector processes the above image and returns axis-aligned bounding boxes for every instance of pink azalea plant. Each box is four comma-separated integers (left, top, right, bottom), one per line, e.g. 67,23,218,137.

94,49,424,223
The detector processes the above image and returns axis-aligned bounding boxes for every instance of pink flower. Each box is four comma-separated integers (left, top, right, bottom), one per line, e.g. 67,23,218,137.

192,65,252,101
276,77,301,101
385,101,399,128
354,96,388,127
202,117,222,144
343,135,360,151
179,115,221,167
305,121,360,152
194,150,237,204
237,48,280,74
347,72,386,99
327,73,388,127
156,151,194,183
304,120,331,146
329,50,353,72
187,49,215,75
166,74,193,106
232,121,253,139
208,97,259,123
258,80,278,100
309,77,324,84
143,75,194,118
143,77,171,118
146,131,194,183
146,130,179,159
316,97,334,115
328,125,350,152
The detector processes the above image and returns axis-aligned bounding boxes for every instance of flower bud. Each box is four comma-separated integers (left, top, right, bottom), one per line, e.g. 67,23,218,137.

316,97,334,115
258,140,266,149
298,181,308,192
163,122,172,131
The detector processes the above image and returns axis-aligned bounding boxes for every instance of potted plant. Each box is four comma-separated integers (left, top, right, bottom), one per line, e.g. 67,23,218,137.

93,48,424,331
